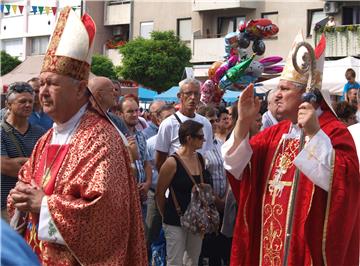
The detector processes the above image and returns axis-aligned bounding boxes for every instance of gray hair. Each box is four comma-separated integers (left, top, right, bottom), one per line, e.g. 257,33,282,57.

179,78,201,92
6,82,34,103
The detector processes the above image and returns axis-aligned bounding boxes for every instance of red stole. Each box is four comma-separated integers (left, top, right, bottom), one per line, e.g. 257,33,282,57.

24,144,69,260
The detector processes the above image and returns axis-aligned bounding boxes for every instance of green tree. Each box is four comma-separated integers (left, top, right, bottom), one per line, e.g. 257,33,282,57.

91,54,117,79
117,31,192,93
0,51,21,76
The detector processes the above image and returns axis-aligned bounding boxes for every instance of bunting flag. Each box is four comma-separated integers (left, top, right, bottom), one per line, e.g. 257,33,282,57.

72,7,76,12
0,4,60,15
18,5,24,14
11,5,17,14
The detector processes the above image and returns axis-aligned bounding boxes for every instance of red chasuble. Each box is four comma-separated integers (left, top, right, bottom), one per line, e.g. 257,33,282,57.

8,107,148,266
227,107,359,266
24,144,69,261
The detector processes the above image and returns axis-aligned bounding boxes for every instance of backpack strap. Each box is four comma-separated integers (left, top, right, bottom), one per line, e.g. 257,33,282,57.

1,120,25,156
173,113,182,124
173,153,204,185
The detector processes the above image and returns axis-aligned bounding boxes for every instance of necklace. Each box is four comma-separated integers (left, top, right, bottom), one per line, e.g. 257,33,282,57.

41,120,80,188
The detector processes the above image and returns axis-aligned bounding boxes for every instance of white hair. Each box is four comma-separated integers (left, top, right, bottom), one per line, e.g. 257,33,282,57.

179,78,201,92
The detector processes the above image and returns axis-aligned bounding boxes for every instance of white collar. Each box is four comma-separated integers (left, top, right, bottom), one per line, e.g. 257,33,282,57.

51,104,87,145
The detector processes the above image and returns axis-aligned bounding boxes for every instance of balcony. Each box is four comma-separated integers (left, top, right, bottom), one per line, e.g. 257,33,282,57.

104,2,130,26
314,25,360,57
192,0,256,12
191,37,225,63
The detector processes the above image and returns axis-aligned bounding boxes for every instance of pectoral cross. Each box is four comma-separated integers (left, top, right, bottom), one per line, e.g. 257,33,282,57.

268,179,293,205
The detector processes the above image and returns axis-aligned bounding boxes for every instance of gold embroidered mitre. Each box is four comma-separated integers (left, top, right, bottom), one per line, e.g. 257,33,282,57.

280,31,326,90
41,7,96,81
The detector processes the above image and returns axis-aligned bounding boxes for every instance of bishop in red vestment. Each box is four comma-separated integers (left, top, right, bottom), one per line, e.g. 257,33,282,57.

222,33,359,266
8,6,147,265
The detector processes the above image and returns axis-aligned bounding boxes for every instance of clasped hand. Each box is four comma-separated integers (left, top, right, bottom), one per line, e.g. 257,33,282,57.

9,181,45,213
297,102,320,138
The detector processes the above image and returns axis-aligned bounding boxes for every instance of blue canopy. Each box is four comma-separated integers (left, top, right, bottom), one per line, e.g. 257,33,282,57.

154,86,179,102
138,87,157,102
154,86,242,103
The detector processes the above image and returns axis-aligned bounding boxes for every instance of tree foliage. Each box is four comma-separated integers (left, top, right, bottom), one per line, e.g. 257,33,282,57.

117,31,192,93
91,54,117,79
0,51,21,76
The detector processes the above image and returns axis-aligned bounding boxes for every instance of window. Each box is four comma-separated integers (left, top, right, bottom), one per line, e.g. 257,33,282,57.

307,9,326,37
217,16,245,37
108,0,130,5
31,36,50,55
177,18,192,42
140,21,154,39
261,11,279,26
1,38,23,58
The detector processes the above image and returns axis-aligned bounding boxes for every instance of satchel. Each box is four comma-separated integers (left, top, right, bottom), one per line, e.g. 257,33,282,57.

170,153,220,235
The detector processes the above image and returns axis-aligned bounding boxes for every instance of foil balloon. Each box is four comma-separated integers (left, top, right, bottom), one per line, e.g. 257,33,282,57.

200,79,215,104
208,61,223,81
212,86,224,105
214,55,239,83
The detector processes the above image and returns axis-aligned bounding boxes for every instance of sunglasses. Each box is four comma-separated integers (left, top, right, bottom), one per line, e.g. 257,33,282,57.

192,134,205,140
7,83,33,99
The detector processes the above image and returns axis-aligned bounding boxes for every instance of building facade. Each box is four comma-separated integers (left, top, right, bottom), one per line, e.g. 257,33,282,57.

1,0,359,68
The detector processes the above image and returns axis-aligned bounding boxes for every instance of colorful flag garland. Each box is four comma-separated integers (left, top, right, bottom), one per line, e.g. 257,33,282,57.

0,4,77,15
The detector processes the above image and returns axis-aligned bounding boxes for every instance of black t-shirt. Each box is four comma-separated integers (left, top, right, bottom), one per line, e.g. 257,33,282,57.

163,152,211,226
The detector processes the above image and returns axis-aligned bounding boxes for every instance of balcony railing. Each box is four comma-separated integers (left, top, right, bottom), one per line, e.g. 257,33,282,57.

314,25,360,57
104,1,130,26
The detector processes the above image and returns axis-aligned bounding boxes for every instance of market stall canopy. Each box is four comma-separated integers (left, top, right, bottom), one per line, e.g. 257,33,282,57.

138,87,157,102
154,85,242,103
1,55,96,93
255,56,360,96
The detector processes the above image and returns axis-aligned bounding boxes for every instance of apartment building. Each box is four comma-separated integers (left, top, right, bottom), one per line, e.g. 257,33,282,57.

1,1,359,67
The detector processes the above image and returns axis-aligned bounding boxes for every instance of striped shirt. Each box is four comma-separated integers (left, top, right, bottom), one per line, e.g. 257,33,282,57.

1,122,46,209
204,138,227,198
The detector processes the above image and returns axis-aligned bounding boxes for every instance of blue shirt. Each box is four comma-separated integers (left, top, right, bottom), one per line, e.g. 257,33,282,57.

142,122,158,140
342,81,360,100
146,134,158,190
1,219,40,265
28,111,53,131
1,122,46,209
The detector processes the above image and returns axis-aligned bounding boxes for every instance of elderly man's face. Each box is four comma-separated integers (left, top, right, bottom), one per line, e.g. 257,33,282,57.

179,83,200,113
39,72,81,123
7,92,34,118
275,80,304,123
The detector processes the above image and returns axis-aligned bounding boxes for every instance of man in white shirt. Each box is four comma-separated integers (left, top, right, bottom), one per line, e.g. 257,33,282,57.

155,78,213,171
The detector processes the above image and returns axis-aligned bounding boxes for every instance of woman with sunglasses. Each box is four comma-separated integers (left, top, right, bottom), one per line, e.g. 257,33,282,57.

156,120,211,266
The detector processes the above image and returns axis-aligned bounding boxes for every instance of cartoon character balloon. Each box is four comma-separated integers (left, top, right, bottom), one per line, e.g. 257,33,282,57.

200,18,283,104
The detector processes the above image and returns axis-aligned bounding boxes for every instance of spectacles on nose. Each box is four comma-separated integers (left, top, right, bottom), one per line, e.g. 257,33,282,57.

192,134,205,140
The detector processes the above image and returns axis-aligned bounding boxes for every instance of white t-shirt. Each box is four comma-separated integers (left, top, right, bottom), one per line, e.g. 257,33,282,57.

348,123,360,163
155,111,213,155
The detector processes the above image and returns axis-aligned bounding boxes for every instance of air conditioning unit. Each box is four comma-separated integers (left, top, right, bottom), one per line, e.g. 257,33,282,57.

324,2,339,14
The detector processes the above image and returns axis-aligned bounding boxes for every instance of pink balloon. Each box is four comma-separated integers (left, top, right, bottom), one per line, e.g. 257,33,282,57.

259,56,282,66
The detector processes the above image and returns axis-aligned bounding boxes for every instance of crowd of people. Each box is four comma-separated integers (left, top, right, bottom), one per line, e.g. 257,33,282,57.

1,7,359,266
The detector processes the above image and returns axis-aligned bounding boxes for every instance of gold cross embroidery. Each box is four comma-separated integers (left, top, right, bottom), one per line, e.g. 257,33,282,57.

268,180,293,205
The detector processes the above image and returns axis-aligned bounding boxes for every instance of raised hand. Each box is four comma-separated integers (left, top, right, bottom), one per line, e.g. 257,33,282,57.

238,83,261,124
